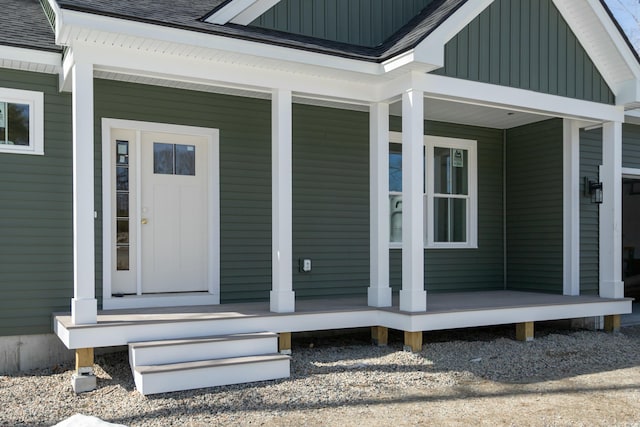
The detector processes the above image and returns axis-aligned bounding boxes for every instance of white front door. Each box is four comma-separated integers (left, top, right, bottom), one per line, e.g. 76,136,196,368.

140,131,209,293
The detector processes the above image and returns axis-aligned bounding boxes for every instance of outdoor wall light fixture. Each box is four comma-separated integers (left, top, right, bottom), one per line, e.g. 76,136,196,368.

584,177,603,204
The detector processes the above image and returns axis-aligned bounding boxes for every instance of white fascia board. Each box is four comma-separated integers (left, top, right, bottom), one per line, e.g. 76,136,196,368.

0,45,60,74
383,73,624,123
71,42,377,102
56,8,382,77
411,0,494,68
552,0,640,104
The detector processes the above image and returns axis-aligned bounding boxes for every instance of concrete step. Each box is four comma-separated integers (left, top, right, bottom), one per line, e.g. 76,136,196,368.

133,354,290,395
128,332,278,367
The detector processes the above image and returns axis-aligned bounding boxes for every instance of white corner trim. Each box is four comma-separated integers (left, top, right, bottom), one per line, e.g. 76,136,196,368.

562,119,580,296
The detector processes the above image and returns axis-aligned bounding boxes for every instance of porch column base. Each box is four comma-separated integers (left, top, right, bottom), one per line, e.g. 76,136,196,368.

403,331,422,352
600,280,625,299
399,289,427,312
604,315,621,333
516,322,534,342
270,290,295,313
371,326,388,346
72,348,96,394
71,298,97,325
278,332,292,355
367,286,392,307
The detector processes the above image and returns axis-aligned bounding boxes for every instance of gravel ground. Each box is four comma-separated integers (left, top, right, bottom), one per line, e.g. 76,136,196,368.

3,324,640,427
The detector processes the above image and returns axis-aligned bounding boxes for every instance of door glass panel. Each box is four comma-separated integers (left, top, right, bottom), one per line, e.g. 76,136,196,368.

115,140,130,271
434,197,466,242
116,166,129,191
154,142,174,174
116,219,129,244
434,147,468,195
116,193,128,217
175,144,196,176
116,246,129,271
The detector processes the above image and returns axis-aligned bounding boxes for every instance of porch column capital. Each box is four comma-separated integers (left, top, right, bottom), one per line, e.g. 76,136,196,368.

400,89,427,312
271,88,295,313
563,119,580,296
600,121,624,298
71,61,97,325
368,102,392,307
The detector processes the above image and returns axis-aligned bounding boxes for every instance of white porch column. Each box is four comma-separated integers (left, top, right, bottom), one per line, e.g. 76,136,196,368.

270,88,295,313
600,121,624,298
400,89,427,312
563,119,580,296
71,62,97,325
368,102,392,307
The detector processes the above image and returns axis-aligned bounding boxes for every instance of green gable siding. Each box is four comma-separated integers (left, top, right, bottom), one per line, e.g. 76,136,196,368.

0,69,73,336
433,0,614,105
506,119,563,293
252,0,435,47
389,118,505,293
580,128,601,295
623,123,640,169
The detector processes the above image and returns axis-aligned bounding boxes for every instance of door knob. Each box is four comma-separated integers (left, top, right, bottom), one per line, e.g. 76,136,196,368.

141,218,148,224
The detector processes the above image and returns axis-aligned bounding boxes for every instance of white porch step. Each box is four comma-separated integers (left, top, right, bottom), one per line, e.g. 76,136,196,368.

129,332,278,367
133,354,291,395
128,332,290,395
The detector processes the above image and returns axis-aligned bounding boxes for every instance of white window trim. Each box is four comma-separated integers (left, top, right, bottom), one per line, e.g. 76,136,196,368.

0,87,44,155
389,131,478,249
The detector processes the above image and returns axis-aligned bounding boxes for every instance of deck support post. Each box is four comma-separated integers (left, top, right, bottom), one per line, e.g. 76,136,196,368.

371,326,388,346
604,315,621,332
400,85,427,312
600,121,624,299
563,119,580,296
516,322,534,341
71,348,96,393
278,332,292,354
368,102,392,307
70,61,97,325
403,331,422,352
270,88,295,313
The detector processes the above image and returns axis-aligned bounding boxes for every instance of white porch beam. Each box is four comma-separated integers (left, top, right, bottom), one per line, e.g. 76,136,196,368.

368,103,392,307
400,88,427,312
71,61,97,325
270,89,295,313
563,119,580,296
600,121,624,298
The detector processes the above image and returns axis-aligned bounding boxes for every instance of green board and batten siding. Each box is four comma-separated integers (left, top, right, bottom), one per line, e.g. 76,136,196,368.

0,69,73,336
251,0,435,47
623,124,640,169
388,118,505,293
506,119,563,293
432,0,614,105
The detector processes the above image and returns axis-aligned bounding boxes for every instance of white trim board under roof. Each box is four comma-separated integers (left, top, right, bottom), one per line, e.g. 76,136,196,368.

205,0,280,25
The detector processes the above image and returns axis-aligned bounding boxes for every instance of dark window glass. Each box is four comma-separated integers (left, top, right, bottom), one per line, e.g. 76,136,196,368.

0,102,30,146
116,246,129,271
116,167,129,191
154,143,174,174
434,198,466,242
116,193,129,218
116,220,129,244
175,144,196,176
389,143,402,192
116,140,129,165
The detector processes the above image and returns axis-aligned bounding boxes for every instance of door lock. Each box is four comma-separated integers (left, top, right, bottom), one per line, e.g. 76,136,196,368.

141,218,148,224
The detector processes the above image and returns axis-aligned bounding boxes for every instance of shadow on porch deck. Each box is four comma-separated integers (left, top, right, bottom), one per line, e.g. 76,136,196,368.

53,291,632,350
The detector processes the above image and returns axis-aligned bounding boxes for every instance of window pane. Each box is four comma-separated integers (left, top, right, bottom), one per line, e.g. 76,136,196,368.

7,103,30,146
434,147,468,195
154,143,174,174
434,197,466,242
116,246,129,271
116,193,129,218
175,144,196,176
116,166,129,191
116,220,129,244
116,140,129,165
389,194,403,242
389,143,402,192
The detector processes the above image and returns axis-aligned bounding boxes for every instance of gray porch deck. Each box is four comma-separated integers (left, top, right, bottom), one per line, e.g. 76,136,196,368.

54,291,632,349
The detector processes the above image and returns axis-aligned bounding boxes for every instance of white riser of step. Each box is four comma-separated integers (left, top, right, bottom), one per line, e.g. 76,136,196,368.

134,354,290,395
129,332,278,367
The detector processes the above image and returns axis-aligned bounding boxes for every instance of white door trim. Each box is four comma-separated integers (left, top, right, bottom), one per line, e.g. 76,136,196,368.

102,118,220,310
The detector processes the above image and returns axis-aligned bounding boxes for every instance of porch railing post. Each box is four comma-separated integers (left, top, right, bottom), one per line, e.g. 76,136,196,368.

400,88,427,312
270,88,295,313
368,102,392,307
600,121,624,298
71,61,97,325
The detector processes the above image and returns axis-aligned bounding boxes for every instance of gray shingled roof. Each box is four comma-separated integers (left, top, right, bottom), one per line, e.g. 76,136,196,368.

1,0,60,52
53,0,467,62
